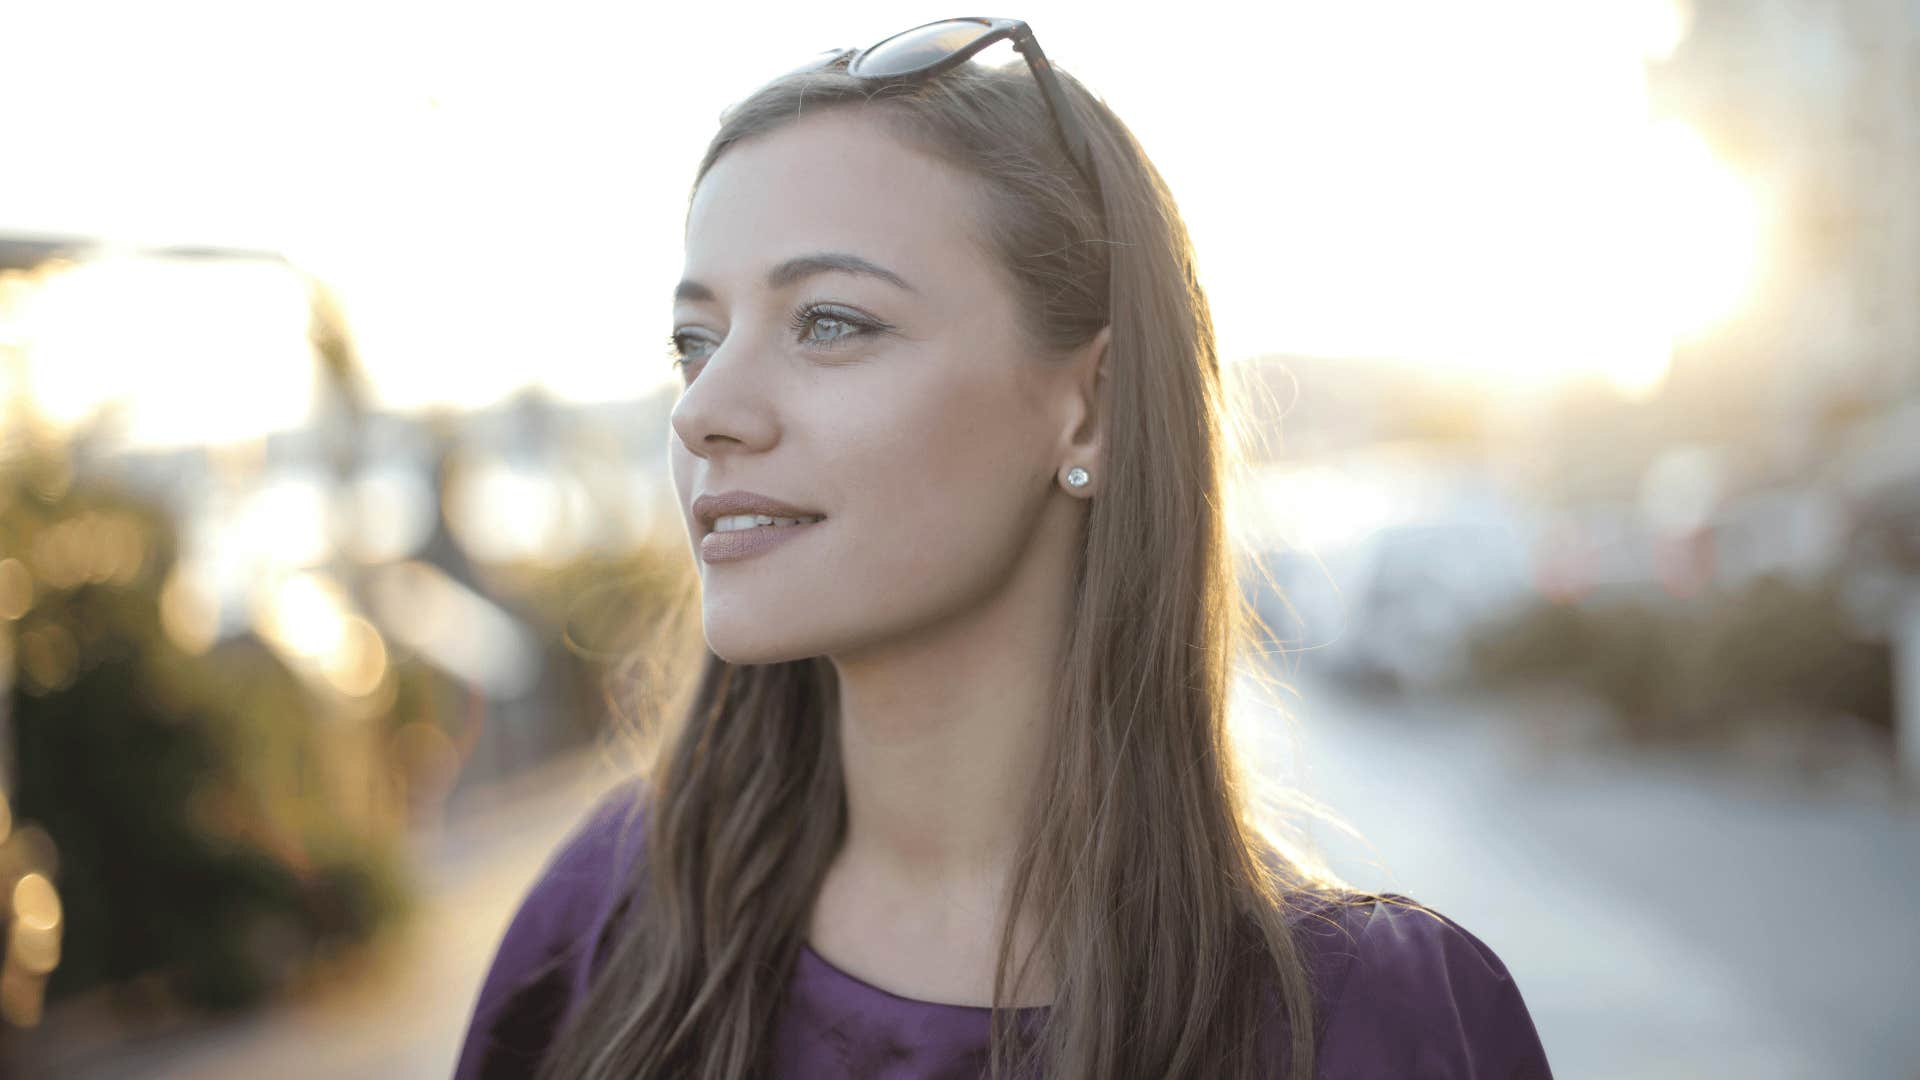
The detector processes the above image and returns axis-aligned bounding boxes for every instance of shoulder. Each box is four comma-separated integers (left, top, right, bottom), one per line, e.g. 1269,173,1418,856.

487,775,651,964
525,775,652,923
1289,891,1554,1079
452,776,651,1080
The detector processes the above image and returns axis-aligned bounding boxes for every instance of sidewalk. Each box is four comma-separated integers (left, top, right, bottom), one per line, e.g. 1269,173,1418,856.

1249,671,1920,1079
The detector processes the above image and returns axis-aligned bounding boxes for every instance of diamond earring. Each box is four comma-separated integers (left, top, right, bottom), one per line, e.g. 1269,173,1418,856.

1065,466,1090,489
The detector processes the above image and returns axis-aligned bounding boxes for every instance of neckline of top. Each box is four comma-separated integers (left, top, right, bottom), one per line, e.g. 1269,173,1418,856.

797,939,1052,1015
788,890,1383,1017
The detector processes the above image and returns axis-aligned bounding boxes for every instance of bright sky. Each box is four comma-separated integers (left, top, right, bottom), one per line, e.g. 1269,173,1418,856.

0,0,1762,442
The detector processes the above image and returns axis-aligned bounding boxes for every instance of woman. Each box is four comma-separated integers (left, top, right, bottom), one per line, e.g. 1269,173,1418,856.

454,17,1552,1079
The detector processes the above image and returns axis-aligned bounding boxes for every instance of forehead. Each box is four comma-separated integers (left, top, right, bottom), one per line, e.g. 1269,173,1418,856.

683,108,993,293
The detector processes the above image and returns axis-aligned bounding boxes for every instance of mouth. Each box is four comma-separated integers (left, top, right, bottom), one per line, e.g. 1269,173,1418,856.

697,513,826,565
692,490,827,537
706,512,827,536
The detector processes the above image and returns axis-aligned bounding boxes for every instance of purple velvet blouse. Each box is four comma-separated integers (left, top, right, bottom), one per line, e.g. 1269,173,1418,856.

453,781,1553,1078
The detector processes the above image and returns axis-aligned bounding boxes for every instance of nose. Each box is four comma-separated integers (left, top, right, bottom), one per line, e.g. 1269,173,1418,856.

668,338,780,460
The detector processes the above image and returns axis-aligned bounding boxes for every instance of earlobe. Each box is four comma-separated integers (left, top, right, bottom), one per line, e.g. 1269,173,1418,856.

1049,326,1111,501
1059,327,1110,499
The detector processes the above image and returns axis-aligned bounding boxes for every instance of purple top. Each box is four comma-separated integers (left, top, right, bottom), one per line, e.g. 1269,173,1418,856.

453,781,1553,1078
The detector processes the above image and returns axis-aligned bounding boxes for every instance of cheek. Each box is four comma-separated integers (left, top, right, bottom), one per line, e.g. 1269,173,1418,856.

831,371,1046,580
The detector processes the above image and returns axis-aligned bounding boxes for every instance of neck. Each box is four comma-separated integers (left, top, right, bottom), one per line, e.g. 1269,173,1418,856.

825,536,1073,896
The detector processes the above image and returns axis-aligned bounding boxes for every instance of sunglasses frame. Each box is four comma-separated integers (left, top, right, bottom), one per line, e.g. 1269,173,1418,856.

811,17,1103,204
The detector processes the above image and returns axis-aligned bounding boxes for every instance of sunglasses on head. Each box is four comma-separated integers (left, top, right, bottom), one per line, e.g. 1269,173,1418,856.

762,17,1103,204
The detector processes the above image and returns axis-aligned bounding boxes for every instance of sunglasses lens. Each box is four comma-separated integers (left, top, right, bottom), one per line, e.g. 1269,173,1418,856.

851,18,996,78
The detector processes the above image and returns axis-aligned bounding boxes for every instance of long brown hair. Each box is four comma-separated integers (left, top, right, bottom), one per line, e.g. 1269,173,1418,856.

538,52,1394,1080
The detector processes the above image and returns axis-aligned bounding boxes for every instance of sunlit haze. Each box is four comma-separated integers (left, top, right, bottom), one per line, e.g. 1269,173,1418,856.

0,0,1759,443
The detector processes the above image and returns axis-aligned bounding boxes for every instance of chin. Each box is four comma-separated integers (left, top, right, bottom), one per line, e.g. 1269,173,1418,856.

701,618,823,667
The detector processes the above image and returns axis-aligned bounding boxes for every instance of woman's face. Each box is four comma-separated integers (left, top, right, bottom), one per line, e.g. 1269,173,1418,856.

669,107,1095,666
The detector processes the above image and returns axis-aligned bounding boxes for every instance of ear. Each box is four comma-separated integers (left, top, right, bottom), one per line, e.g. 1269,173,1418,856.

1056,324,1112,494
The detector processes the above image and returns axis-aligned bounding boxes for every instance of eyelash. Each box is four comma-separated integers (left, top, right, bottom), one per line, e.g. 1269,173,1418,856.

667,304,885,369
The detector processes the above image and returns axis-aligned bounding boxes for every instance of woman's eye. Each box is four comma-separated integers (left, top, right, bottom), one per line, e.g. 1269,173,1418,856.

667,332,714,366
790,305,881,348
798,313,852,342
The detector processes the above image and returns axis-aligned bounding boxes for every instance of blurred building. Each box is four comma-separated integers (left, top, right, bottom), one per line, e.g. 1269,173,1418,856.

1650,0,1919,455
1648,0,1919,782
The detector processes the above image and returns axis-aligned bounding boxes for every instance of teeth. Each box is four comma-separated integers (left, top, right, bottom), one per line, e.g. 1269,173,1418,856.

713,513,824,533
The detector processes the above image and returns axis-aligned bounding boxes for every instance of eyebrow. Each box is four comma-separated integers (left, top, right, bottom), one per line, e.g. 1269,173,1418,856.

674,252,918,304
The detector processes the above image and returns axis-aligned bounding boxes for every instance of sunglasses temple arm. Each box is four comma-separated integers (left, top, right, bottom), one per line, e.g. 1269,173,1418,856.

1012,34,1103,200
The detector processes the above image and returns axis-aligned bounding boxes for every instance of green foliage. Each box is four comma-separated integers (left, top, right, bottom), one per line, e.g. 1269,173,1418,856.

3,463,410,1014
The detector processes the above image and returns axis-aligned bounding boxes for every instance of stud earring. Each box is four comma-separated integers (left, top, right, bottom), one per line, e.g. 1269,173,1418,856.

1065,466,1090,489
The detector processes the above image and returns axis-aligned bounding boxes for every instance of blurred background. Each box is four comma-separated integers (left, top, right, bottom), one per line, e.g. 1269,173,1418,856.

1,0,1915,1077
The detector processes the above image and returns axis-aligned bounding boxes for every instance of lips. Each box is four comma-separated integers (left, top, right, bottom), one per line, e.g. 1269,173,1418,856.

692,490,826,535
698,515,824,564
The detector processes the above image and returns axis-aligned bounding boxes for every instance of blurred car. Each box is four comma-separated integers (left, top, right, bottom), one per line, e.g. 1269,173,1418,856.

1248,495,1541,694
